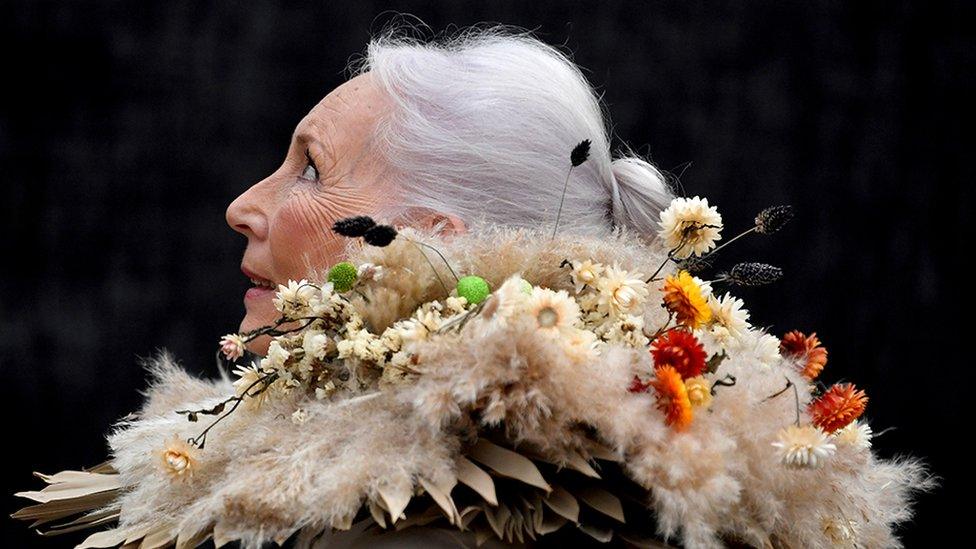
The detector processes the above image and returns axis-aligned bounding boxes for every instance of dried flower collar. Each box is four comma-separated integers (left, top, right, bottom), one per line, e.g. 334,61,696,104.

13,140,928,549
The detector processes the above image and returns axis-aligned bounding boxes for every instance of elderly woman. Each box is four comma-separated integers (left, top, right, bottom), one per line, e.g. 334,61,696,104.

225,28,672,354
15,25,928,549
209,29,675,547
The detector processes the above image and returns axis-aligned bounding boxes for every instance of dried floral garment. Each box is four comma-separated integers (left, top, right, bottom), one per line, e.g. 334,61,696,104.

16,227,929,548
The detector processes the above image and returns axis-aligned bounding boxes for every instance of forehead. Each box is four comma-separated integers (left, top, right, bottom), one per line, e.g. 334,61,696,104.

294,73,388,146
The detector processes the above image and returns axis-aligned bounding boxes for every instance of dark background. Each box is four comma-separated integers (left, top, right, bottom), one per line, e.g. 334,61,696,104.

2,1,969,546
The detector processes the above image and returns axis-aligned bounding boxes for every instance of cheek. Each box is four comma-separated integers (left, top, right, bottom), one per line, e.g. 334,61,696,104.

269,185,380,279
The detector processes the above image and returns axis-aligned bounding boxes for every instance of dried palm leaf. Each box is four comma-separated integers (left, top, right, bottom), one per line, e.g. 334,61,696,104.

541,485,579,522
12,467,123,540
456,455,498,506
466,440,550,492
418,476,460,525
575,485,625,523
377,484,412,523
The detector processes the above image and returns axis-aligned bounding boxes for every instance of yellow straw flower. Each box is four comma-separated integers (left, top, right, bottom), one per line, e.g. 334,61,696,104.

662,271,712,329
684,375,713,409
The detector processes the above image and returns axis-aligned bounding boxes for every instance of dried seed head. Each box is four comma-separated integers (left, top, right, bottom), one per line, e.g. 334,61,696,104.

571,139,591,167
678,255,713,275
722,262,783,287
363,225,398,247
755,205,794,235
332,216,376,237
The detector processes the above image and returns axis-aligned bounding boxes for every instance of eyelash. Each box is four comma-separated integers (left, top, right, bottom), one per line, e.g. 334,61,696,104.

301,149,320,182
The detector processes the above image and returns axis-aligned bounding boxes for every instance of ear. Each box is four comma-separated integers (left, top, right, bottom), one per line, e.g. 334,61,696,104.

398,207,468,237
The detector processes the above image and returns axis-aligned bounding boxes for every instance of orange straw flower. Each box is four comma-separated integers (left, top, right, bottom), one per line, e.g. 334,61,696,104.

780,330,828,380
159,436,199,480
651,329,708,379
650,365,694,430
662,271,712,329
809,383,868,433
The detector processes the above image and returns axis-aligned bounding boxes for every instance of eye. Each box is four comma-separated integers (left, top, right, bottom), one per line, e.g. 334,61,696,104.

301,163,318,181
300,149,320,181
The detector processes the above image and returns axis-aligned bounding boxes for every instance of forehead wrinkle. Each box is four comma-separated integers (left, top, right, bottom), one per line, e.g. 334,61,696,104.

293,123,336,162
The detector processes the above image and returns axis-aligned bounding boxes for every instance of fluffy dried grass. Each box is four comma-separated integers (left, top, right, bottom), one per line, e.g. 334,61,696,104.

51,226,932,548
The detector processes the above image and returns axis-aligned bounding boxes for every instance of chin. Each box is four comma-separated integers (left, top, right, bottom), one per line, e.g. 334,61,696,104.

239,301,277,356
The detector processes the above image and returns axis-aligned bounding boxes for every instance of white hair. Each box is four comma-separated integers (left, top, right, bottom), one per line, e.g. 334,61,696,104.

351,24,673,241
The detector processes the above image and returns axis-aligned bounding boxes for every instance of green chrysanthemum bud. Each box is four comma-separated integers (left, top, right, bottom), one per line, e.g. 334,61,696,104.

456,275,490,305
519,279,533,294
328,261,358,292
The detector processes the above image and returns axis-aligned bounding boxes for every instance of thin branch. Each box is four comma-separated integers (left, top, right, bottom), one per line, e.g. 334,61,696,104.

551,164,576,239
182,371,279,448
646,222,722,283
763,376,803,426
710,374,737,395
410,239,460,283
699,226,757,260
406,239,450,296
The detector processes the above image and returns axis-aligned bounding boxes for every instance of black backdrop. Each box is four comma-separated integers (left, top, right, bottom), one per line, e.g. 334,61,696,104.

2,1,969,546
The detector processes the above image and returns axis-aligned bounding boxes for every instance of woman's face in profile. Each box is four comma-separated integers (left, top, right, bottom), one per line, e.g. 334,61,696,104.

225,73,392,352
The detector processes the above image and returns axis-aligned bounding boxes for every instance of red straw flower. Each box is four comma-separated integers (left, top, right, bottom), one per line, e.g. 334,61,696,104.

780,330,828,381
809,383,868,433
651,329,707,379
628,375,649,393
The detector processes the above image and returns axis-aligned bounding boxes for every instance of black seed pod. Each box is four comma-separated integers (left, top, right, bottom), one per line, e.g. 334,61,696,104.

678,255,713,275
332,216,376,237
723,262,783,287
571,139,591,167
363,225,398,247
755,205,794,235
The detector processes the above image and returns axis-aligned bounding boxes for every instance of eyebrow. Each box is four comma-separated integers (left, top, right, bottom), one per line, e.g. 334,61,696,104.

293,129,316,147
293,129,333,162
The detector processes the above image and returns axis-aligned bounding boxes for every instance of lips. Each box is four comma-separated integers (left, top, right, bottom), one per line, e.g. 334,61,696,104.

242,266,276,301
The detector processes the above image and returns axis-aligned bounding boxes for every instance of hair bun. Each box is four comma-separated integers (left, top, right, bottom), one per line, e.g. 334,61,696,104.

609,154,674,239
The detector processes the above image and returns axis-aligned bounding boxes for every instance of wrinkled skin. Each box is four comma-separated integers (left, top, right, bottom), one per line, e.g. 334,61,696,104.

225,73,390,346
226,73,464,354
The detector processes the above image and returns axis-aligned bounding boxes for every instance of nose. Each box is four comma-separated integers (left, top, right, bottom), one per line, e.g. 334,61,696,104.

226,180,270,240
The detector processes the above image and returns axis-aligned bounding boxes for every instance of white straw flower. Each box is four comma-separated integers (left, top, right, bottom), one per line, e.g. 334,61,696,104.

745,330,781,367
657,196,723,259
772,425,837,469
832,421,873,451
218,333,246,361
391,303,445,345
308,282,342,316
570,259,604,294
821,515,859,546
601,314,650,348
302,330,331,361
336,328,385,362
692,275,714,301
474,276,530,337
232,363,272,409
357,262,383,281
260,340,291,371
445,296,469,315
273,279,318,316
595,264,649,316
563,328,601,363
707,293,750,345
524,287,580,337
290,408,310,425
